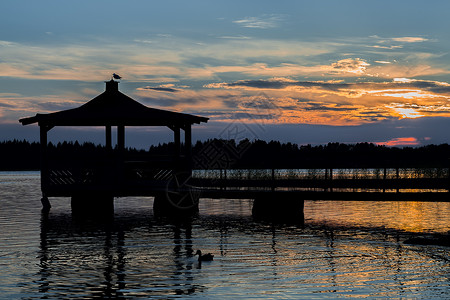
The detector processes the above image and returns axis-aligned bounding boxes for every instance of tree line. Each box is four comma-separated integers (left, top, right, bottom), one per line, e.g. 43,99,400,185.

0,139,449,170
191,139,450,169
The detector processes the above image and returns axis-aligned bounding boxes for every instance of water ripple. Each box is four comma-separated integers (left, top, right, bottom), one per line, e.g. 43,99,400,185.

0,172,448,299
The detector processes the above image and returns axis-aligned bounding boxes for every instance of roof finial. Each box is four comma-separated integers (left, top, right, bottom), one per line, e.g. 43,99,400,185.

105,79,119,91
112,73,122,81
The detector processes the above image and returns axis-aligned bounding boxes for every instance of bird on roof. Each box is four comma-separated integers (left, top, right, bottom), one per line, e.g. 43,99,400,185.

112,73,122,80
195,250,214,262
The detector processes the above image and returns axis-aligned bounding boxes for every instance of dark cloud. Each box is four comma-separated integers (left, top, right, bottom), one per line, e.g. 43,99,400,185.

194,111,230,117
141,86,179,93
139,97,180,107
208,79,450,95
239,96,358,112
221,99,239,108
302,102,357,112
216,94,239,100
138,86,244,108
226,80,289,89
214,79,349,90
240,99,279,110
201,93,241,109
139,93,209,108
418,109,450,114
427,86,450,94
358,111,388,116
387,80,450,94
294,97,315,103
231,112,278,120
0,102,15,108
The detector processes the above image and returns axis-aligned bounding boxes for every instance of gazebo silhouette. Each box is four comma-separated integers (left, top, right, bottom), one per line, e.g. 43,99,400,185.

19,79,208,214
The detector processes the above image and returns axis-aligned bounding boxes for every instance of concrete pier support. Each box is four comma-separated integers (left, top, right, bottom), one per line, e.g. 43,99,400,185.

71,193,114,217
41,196,51,212
153,194,199,218
252,194,304,225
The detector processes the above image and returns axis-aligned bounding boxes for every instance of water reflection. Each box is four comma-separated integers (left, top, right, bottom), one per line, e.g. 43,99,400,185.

30,203,450,299
171,222,199,295
306,200,450,233
38,213,125,298
37,213,208,298
3,172,449,299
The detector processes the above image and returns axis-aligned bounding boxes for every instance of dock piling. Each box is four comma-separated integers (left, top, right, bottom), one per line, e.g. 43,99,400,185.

71,193,114,217
41,196,51,212
252,194,304,225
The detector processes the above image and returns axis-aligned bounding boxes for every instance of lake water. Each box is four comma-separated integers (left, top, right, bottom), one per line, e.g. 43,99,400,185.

0,171,449,299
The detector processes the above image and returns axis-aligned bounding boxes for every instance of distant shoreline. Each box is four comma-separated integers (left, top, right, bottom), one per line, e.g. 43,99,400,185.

1,139,449,170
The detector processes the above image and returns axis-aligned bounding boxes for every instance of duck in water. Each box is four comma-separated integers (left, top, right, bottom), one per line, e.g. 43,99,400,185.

195,250,214,261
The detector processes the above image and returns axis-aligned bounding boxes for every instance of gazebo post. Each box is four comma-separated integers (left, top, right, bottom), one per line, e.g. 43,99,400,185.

105,125,112,150
39,123,52,211
104,125,113,185
184,124,192,174
173,126,181,164
117,125,125,185
39,124,48,187
117,125,125,152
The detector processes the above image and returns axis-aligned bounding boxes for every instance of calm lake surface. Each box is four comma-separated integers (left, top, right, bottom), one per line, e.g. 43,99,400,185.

0,171,449,299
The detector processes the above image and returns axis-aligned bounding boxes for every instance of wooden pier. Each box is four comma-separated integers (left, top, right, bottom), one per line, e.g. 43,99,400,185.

34,157,450,202
31,158,450,211
29,162,450,221
18,79,449,220
189,168,450,201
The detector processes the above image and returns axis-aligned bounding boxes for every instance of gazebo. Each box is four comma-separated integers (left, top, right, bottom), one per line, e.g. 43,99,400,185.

19,80,208,213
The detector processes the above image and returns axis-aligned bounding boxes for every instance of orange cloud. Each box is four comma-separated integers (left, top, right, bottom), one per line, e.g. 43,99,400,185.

376,137,420,147
203,77,450,124
391,37,428,43
326,58,370,75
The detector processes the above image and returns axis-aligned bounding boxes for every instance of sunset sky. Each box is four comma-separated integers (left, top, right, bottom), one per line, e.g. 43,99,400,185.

1,0,450,148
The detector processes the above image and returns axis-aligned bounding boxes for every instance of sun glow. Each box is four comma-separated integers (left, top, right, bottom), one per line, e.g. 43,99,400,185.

388,106,424,119
393,77,414,83
376,137,420,146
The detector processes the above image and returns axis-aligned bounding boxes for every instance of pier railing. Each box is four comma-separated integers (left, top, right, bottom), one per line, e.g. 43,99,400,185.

190,168,450,193
43,159,450,198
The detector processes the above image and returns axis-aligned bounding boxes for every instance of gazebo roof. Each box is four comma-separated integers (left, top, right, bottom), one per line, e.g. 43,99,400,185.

19,80,209,127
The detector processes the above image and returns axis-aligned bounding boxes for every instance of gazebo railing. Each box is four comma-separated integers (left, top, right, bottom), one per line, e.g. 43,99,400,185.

44,154,190,195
